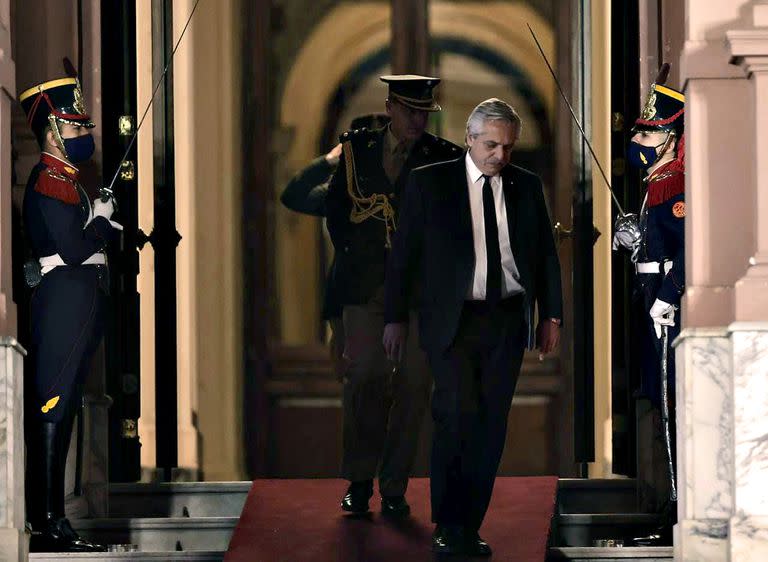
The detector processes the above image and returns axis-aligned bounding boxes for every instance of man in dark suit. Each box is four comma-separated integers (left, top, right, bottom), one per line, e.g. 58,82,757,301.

383,98,562,556
326,76,462,517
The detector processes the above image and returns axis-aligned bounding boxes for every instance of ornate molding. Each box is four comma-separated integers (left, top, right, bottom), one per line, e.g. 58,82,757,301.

727,29,768,77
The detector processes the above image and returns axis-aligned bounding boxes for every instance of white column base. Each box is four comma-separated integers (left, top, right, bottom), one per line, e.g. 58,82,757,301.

674,520,728,562
673,329,733,561
0,528,28,562
730,515,768,562
0,340,26,561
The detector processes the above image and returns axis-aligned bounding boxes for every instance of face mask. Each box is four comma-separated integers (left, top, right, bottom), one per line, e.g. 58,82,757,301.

62,133,95,163
628,141,663,170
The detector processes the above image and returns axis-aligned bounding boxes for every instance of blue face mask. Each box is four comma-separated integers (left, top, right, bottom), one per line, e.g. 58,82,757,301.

627,140,665,170
62,133,95,163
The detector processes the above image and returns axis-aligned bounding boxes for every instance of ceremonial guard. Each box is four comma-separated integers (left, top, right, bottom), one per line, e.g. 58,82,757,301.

326,75,461,516
613,65,685,545
20,71,120,552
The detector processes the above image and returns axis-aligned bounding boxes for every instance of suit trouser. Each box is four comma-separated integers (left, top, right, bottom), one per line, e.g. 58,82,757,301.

341,287,431,496
427,296,526,531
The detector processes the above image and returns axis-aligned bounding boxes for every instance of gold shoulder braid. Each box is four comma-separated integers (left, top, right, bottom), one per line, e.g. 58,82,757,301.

343,140,397,248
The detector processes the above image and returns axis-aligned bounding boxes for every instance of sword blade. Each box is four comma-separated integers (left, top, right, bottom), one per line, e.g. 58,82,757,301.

526,23,625,216
102,0,203,201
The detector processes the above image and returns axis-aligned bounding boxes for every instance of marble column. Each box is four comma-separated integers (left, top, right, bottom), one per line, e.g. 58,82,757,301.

728,324,768,561
0,338,28,561
725,13,768,562
676,2,768,561
673,330,731,561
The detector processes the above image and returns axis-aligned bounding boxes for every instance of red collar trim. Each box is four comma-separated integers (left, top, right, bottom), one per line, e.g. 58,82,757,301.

41,152,79,180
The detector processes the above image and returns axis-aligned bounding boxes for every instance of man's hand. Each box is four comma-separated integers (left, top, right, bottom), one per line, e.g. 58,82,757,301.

325,143,343,166
383,322,408,362
612,230,638,252
536,319,561,358
649,298,676,339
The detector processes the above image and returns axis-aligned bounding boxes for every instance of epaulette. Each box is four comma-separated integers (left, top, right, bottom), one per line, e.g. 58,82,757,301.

438,137,463,156
339,127,373,144
34,168,80,205
423,133,462,156
647,169,684,207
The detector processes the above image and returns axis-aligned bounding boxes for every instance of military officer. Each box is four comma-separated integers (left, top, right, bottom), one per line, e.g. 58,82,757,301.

614,69,685,546
326,75,462,517
280,114,390,378
20,71,121,552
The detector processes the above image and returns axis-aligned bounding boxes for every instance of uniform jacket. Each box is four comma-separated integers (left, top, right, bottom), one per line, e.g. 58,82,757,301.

23,153,117,265
326,126,462,305
639,160,685,305
279,155,334,217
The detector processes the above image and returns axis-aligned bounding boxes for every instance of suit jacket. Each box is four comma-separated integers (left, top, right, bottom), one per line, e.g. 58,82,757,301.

384,154,563,353
326,126,462,305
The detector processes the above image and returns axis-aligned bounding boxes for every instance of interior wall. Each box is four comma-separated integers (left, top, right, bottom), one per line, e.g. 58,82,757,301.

137,0,244,480
590,0,614,478
275,1,556,346
180,0,244,481
136,0,156,471
0,0,15,338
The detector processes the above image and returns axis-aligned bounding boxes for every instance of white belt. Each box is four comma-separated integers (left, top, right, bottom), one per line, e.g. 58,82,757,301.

39,253,106,275
636,261,673,275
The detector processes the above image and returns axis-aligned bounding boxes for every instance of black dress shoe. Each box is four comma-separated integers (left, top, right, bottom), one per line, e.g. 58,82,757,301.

381,495,410,518
465,530,492,556
29,517,107,552
432,525,465,554
341,480,373,513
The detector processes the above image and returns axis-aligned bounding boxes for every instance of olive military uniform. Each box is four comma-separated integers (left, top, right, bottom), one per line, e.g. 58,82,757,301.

327,120,462,498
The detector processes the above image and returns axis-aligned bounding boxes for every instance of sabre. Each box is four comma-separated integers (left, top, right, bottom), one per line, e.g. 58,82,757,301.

660,325,678,502
100,0,203,203
526,24,626,217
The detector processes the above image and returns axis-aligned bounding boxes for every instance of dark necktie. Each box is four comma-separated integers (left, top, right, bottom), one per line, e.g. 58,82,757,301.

482,175,502,304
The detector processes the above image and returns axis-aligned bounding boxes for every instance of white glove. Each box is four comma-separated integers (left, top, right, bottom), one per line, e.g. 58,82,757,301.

649,298,676,338
612,230,637,251
93,198,115,220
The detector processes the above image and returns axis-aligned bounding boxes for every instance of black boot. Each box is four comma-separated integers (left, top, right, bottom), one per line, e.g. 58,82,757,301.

28,421,106,553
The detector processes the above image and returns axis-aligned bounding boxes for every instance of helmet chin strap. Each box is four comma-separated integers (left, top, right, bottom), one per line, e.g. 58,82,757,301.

653,131,676,165
47,114,69,160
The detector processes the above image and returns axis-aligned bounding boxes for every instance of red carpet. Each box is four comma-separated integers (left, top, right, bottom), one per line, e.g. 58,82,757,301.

224,477,558,562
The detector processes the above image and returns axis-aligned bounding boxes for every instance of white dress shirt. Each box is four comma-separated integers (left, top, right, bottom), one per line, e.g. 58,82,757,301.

465,152,525,300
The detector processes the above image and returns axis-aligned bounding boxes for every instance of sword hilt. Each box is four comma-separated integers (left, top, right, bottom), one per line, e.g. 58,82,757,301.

99,186,118,213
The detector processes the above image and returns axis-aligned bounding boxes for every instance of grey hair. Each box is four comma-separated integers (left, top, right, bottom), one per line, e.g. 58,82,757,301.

466,98,522,138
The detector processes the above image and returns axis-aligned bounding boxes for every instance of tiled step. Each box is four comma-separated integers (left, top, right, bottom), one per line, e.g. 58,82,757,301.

71,517,238,552
108,482,251,518
547,546,673,561
30,553,224,562
551,514,663,547
556,479,639,514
